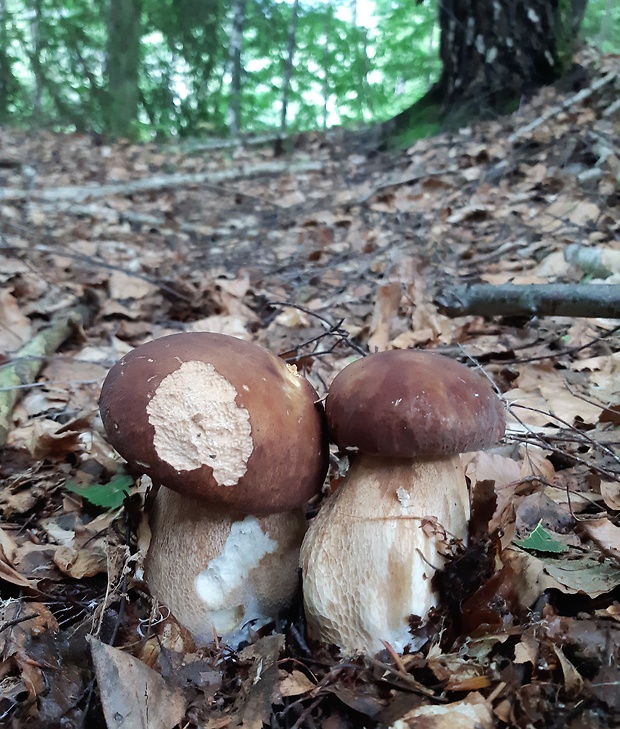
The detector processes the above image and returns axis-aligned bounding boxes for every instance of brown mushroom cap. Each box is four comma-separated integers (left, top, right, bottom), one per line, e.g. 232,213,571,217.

325,350,505,457
99,332,327,514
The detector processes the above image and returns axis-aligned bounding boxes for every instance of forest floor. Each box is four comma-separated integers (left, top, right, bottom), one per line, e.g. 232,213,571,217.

0,51,619,729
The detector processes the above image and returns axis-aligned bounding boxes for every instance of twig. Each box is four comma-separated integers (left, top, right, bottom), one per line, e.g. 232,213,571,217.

268,302,367,357
508,71,618,143
495,324,620,364
0,160,326,203
436,284,620,319
0,302,95,447
507,404,620,481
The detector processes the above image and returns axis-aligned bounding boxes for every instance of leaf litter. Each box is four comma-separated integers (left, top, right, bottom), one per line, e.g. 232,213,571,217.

0,50,619,727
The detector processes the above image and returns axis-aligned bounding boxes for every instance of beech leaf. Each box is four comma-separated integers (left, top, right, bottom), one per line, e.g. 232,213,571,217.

65,474,132,509
514,521,569,554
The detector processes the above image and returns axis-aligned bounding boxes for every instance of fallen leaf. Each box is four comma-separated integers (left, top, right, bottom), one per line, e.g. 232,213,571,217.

579,517,620,562
553,645,584,697
0,527,36,588
600,481,620,511
279,669,316,697
543,554,620,596
233,634,285,729
0,288,32,352
108,270,157,300
514,521,570,554
389,692,493,729
89,636,187,729
53,544,107,578
368,282,402,352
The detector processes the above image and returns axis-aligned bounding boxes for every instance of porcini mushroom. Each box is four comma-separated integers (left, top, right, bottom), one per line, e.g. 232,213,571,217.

300,350,505,655
99,332,327,645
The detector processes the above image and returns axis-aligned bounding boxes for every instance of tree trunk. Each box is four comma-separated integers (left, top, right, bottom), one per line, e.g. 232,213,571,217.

279,0,299,138
227,0,247,138
0,0,13,120
321,4,333,130
386,0,588,136
438,0,586,115
30,0,43,122
105,0,142,138
350,0,373,120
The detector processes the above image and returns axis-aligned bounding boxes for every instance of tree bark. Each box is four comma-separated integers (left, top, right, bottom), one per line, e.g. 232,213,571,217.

438,0,586,114
279,0,299,139
435,284,620,320
386,0,588,136
0,0,15,120
228,0,247,138
105,0,142,138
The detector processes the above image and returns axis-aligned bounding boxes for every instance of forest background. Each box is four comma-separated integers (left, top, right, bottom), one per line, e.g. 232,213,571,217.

2,0,619,143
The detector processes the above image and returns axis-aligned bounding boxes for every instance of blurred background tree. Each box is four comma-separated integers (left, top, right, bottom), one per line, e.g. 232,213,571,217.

3,0,618,141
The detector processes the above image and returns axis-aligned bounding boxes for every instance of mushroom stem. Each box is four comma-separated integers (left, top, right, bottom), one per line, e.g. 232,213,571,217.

146,486,307,647
301,453,470,656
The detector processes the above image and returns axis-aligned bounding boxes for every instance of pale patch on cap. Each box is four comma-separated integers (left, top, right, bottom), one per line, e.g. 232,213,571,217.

194,516,277,634
146,360,253,485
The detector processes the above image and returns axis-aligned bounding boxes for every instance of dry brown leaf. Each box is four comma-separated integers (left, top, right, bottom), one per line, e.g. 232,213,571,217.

553,645,584,697
0,527,36,588
233,634,285,729
274,308,312,328
89,636,187,729
580,517,620,561
513,627,539,665
0,288,32,352
53,544,107,578
368,282,402,352
188,314,251,339
0,601,59,702
279,669,316,697
506,364,602,430
600,481,620,511
108,270,158,299
502,548,572,608
29,418,90,460
389,692,493,729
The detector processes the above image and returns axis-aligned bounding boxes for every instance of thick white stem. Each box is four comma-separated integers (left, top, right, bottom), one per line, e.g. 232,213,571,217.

146,487,306,647
301,454,469,655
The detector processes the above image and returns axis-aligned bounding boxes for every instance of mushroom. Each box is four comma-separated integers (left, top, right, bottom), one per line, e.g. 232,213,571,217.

99,332,327,645
300,350,505,655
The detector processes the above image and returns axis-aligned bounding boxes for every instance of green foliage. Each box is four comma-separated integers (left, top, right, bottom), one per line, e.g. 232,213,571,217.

385,98,442,149
582,0,620,54
1,0,618,139
514,521,570,554
65,473,133,510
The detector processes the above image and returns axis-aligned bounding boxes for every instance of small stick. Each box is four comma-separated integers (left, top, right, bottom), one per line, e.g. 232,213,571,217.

436,284,620,319
0,304,93,446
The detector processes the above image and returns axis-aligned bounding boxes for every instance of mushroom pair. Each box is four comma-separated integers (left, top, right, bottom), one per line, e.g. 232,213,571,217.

99,332,327,646
301,350,505,655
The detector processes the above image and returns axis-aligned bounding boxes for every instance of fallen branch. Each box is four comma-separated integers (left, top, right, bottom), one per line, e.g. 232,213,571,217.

435,284,620,319
0,302,95,447
508,70,618,144
564,244,620,279
0,160,325,203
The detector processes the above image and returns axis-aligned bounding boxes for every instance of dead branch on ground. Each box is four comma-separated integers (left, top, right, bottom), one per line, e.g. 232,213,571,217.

436,283,620,319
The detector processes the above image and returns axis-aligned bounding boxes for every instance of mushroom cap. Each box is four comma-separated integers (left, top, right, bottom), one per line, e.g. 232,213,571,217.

146,486,306,647
99,332,327,514
325,350,505,457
